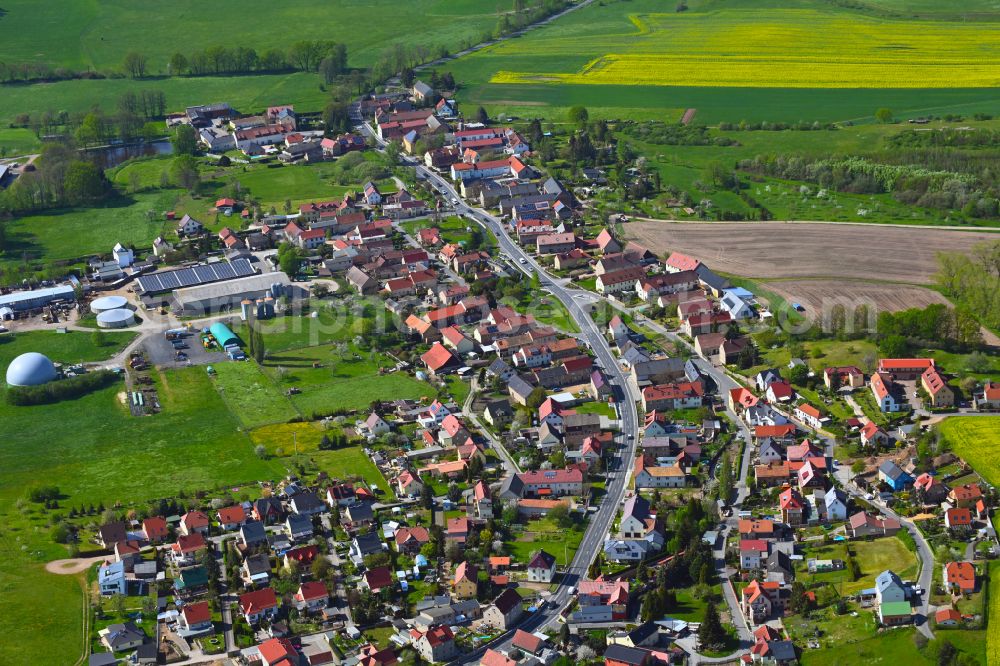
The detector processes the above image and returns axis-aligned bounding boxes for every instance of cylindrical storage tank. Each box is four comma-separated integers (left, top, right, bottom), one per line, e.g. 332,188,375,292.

271,282,284,298
240,299,252,321
91,295,128,313
96,308,136,328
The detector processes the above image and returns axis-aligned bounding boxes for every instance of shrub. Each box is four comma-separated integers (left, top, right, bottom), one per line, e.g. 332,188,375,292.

6,370,119,406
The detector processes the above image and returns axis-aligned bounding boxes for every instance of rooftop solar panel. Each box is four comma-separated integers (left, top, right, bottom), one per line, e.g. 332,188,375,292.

137,259,255,294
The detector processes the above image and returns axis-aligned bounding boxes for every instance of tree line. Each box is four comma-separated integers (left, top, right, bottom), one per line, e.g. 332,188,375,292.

874,303,982,356
166,41,347,78
936,240,1000,331
12,89,167,144
739,151,999,219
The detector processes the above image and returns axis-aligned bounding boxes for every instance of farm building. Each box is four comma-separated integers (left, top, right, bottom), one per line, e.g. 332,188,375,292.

6,352,59,386
136,258,257,301
209,322,241,348
0,284,77,313
171,273,298,316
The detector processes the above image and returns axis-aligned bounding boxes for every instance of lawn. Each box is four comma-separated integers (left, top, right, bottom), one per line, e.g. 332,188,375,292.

987,559,1000,664
505,517,584,567
0,127,43,156
666,586,723,622
575,400,617,419
401,216,489,249
218,162,359,210
260,343,432,416
798,626,925,666
252,299,388,352
312,447,394,498
210,360,300,428
501,286,580,334
0,191,176,268
0,328,137,369
796,537,918,595
938,417,1000,486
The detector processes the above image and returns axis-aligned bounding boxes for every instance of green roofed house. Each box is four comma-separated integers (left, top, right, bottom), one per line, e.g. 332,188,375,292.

878,600,912,626
174,566,209,598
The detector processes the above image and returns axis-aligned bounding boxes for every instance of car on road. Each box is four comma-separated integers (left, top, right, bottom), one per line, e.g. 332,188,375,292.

519,258,527,264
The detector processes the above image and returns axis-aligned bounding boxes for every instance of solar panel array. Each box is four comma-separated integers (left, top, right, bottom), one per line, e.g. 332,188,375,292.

137,258,255,294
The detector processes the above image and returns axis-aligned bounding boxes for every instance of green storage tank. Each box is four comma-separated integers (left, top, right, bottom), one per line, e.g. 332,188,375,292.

209,322,240,348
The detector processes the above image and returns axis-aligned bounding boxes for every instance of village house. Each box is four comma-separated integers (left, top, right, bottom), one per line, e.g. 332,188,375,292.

943,561,976,594
453,561,479,599
413,625,457,663
847,511,901,538
483,589,524,631
239,587,280,624
824,366,865,389
527,550,557,583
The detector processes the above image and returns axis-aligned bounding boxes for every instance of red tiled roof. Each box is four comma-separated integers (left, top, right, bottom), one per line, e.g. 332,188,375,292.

239,587,278,614
421,342,458,371
878,358,934,371
665,252,701,272
258,637,298,665
364,566,394,591
217,505,246,525
182,601,211,625
296,580,329,602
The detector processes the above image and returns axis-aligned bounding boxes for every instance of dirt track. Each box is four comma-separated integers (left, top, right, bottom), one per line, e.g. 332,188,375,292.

45,555,107,575
625,220,999,284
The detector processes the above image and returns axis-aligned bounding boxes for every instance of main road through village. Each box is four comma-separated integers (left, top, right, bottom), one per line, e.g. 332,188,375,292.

355,120,760,662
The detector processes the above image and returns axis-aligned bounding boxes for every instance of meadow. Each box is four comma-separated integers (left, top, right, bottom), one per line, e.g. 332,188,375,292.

211,360,300,428
0,0,498,72
0,73,331,130
0,329,137,368
449,0,1000,123
0,191,175,269
938,417,1000,486
0,364,284,664
264,347,433,416
795,537,918,595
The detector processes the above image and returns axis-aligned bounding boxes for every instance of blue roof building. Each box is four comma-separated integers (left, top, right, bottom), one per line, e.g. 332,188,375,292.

98,560,127,596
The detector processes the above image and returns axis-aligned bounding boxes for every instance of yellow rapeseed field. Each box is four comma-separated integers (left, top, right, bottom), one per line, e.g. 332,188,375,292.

489,9,1000,88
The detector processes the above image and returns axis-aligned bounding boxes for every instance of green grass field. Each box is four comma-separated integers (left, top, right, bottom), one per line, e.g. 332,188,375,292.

0,191,175,268
448,0,1000,123
796,537,918,594
248,422,394,496
0,0,497,72
0,329,137,370
0,73,332,128
505,517,584,566
0,127,44,156
261,342,432,416
938,417,1000,486
211,360,300,428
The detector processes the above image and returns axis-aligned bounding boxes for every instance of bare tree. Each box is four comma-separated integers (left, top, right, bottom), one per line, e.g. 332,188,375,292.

123,51,148,79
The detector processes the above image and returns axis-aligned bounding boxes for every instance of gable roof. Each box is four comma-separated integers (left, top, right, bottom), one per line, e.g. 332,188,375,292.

492,588,522,614
421,342,458,371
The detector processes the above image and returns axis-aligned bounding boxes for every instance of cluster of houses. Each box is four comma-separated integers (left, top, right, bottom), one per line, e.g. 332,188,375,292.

89,462,570,665
176,102,365,162
721,356,992,638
